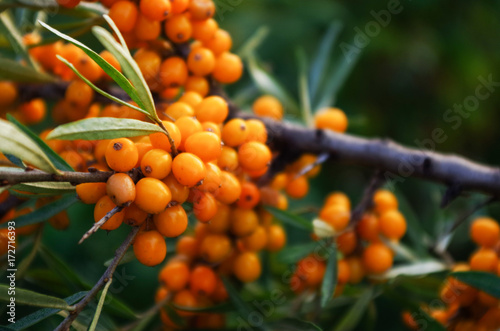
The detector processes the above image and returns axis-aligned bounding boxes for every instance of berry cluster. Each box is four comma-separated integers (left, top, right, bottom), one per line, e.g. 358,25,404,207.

404,217,500,331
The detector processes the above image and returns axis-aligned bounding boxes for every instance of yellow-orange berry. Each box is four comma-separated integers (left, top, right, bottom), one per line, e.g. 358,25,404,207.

159,56,188,87
106,173,136,207
200,234,232,263
245,119,268,143
217,146,238,171
172,153,206,187
154,205,188,237
192,18,218,42
123,203,148,226
141,149,172,179
135,177,172,214
76,182,107,204
221,119,248,147
94,195,124,231
165,14,192,43
190,265,217,296
205,29,232,55
242,226,268,251
149,121,181,153
185,132,221,162
109,1,139,33
230,208,258,237
159,260,190,291
193,191,218,222
252,95,283,121
379,210,406,240
237,182,260,210
314,108,348,133
0,82,18,107
105,138,138,172
267,224,286,252
471,217,500,248
212,52,243,84
20,98,46,124
140,0,171,21
133,230,167,266
238,141,271,172
362,243,393,274
233,252,261,283
373,189,398,214
195,95,228,123
470,248,499,272
215,171,241,204
285,175,309,199
187,47,215,76
162,173,190,203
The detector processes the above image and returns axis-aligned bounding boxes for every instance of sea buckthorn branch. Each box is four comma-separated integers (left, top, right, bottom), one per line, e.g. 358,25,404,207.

78,205,123,244
0,168,114,186
55,226,141,331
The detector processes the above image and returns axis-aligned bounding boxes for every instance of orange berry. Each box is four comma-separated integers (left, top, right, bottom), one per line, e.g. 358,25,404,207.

188,0,215,20
245,119,268,143
149,121,181,153
173,289,197,316
242,226,268,251
140,0,171,21
471,217,500,248
172,152,206,187
170,0,189,14
190,265,217,296
200,234,232,263
373,189,398,214
133,230,167,266
165,14,192,43
221,119,248,147
162,173,190,203
135,14,161,41
238,141,271,171
159,260,190,291
65,80,94,109
230,208,259,237
470,248,499,272
325,192,351,210
356,213,379,241
175,116,203,150
314,107,348,133
179,91,203,107
94,195,124,231
76,182,107,204
187,47,215,76
75,54,102,82
106,173,136,207
285,175,309,199
141,149,172,179
154,205,188,237
20,98,46,124
215,171,241,204
159,56,188,87
205,29,232,55
185,75,209,96
206,202,230,233
195,95,228,123
198,162,221,193
233,252,261,283
192,18,218,42
346,257,365,284
166,102,194,120
297,257,325,287
337,259,351,284
217,146,238,171
193,191,218,222
105,138,138,172
0,82,18,107
123,203,148,226
109,1,139,33
237,182,261,209
336,230,357,255
379,210,406,240
134,48,162,84
185,132,221,162
135,177,172,214
267,224,286,252
212,52,243,84
362,243,393,274
176,235,198,259
319,204,350,231
252,95,283,121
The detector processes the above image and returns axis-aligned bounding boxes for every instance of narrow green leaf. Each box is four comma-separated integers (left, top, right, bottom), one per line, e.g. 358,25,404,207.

0,194,77,229
56,55,151,118
332,287,373,331
47,117,164,141
237,26,270,59
277,241,319,264
5,291,87,331
296,47,313,126
130,313,156,331
0,11,38,69
0,58,56,83
39,20,145,110
102,14,130,55
247,54,300,116
89,279,112,331
0,119,59,174
0,285,75,310
377,261,447,280
320,243,337,307
11,182,76,195
17,227,44,279
270,318,322,331
264,206,312,231
7,114,74,172
309,22,343,102
451,271,500,298
104,294,137,319
92,22,158,121
4,153,25,168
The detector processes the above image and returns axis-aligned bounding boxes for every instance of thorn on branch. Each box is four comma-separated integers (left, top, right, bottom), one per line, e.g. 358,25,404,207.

79,206,124,244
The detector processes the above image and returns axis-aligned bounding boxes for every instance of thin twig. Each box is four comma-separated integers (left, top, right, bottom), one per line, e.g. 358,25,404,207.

158,120,178,156
349,170,386,227
0,168,113,186
55,227,140,331
78,206,123,244
294,152,330,179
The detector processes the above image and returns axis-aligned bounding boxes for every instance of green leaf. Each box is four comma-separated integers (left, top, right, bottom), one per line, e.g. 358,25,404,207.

93,18,158,121
89,279,112,331
0,194,77,229
247,54,300,117
0,119,59,174
7,114,74,172
0,11,38,69
320,243,337,307
11,182,76,195
296,47,313,126
451,271,500,298
0,285,75,310
47,117,164,141
56,55,151,118
332,287,373,331
17,227,44,279
309,22,343,102
4,291,87,331
264,206,312,231
0,58,56,83
39,20,146,111
269,318,322,331
277,241,319,264
104,293,137,319
4,153,25,168
378,261,447,280
237,26,270,59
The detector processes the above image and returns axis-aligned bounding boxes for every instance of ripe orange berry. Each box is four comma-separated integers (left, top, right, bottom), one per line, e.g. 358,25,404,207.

245,119,268,143
325,192,351,210
314,107,348,133
159,260,190,291
176,235,198,259
198,162,221,193
187,47,215,76
285,175,309,199
170,0,189,14
237,182,261,209
296,257,326,287
149,121,181,153
212,52,243,84
173,289,197,316
190,265,217,296
175,116,203,150
252,95,284,121
233,252,261,283
206,202,230,233
230,208,259,237
336,230,357,255
165,102,194,120
195,95,228,123
362,243,393,274
154,205,188,237
373,189,398,214
106,173,136,207
165,14,192,43
134,48,162,83
105,138,138,172
185,75,209,96
20,98,46,124
471,217,500,248
0,82,18,107
188,0,215,20
357,213,380,241
159,56,188,87
135,177,172,214
134,14,161,41
238,141,271,171
267,224,286,252
193,191,218,222
215,171,241,204
379,210,406,240
65,80,94,109
200,234,232,263
346,257,365,284
192,18,218,42
140,0,171,21
205,29,232,55
221,119,248,147
242,226,268,251
172,153,207,187
141,149,172,179
319,204,350,231
217,146,239,171
100,50,121,79
133,230,167,266
76,182,107,204
179,91,203,107
337,259,351,284
109,1,139,33
470,248,499,272
123,203,148,226
75,54,102,83
185,132,221,162
94,195,124,231
162,174,190,203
